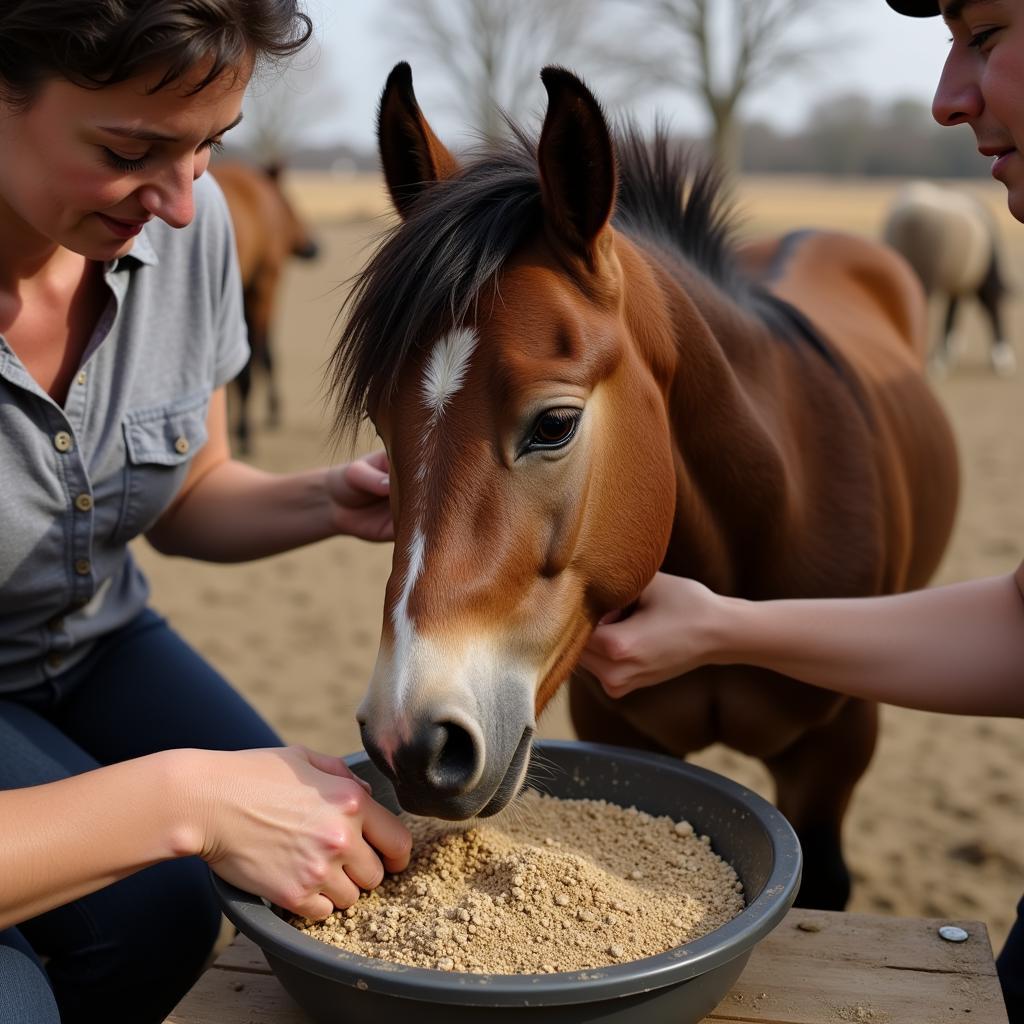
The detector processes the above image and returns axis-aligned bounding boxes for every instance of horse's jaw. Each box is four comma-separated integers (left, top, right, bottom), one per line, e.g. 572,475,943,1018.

356,634,538,820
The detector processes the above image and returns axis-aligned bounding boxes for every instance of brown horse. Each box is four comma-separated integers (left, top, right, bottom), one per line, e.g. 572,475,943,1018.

211,160,319,454
329,64,959,911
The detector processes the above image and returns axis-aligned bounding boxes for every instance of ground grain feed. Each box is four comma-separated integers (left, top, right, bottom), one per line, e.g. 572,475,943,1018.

294,789,745,974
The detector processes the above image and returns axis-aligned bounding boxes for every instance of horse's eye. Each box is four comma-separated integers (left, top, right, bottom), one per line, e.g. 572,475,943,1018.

529,409,581,450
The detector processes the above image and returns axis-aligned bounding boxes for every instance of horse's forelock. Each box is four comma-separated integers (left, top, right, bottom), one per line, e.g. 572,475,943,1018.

327,134,543,444
326,120,752,446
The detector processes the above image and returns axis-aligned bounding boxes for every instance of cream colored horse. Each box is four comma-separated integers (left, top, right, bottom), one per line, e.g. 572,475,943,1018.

883,181,1015,376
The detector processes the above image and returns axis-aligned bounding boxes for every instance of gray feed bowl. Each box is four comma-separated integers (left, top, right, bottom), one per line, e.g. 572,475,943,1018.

214,739,801,1024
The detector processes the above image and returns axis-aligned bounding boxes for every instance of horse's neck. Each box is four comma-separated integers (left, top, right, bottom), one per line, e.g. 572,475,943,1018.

621,238,797,591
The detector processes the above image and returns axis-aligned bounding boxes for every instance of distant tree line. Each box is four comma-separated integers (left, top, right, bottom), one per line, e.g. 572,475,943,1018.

739,95,988,178
228,90,988,182
230,0,990,182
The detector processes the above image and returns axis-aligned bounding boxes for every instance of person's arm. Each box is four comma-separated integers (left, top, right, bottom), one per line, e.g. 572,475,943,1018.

0,745,411,931
579,569,1024,717
145,389,392,561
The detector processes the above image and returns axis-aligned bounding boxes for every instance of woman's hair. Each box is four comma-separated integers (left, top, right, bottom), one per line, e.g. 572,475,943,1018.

0,0,313,106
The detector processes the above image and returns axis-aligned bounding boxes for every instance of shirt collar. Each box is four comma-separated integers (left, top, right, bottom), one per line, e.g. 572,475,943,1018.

106,222,159,271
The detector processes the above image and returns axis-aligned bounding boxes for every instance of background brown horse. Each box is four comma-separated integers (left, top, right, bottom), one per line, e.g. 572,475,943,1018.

212,160,319,454
330,64,959,912
883,180,1015,377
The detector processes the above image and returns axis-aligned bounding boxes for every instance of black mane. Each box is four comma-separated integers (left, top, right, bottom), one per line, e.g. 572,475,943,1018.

328,122,768,438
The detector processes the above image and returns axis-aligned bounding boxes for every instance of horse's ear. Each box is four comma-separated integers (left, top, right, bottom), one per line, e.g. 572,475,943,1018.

537,66,617,269
378,62,459,219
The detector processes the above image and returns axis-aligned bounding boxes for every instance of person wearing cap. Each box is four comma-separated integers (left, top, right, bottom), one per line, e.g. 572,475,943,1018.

886,0,1023,220
580,1,1024,1020
887,0,942,15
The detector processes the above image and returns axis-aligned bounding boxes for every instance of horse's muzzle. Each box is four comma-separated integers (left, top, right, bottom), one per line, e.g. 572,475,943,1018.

360,721,534,819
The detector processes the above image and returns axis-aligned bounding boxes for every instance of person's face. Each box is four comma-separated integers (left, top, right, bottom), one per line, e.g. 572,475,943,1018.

933,0,1024,221
0,60,250,261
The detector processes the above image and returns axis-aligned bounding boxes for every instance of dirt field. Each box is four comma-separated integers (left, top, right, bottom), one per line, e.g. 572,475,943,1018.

135,173,1023,949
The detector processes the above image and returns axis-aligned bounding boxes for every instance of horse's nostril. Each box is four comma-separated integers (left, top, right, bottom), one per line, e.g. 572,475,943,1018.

424,721,478,795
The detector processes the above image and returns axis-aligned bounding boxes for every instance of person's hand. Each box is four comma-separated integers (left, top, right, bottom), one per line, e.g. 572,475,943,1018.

193,745,411,920
324,449,393,542
577,572,723,699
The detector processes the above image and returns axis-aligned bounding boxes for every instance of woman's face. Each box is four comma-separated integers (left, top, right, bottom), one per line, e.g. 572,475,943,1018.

0,61,249,261
933,0,1024,221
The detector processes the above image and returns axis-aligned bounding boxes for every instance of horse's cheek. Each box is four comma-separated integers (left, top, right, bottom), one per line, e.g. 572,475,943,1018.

581,386,675,608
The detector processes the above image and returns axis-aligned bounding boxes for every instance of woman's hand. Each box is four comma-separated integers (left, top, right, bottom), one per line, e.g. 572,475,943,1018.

324,449,394,542
192,745,411,920
578,572,724,699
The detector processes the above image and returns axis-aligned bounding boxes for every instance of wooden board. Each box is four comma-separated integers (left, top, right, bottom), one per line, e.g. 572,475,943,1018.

166,909,1008,1024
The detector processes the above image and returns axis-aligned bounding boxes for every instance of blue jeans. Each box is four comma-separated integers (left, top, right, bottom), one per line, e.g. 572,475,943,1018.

0,609,281,1024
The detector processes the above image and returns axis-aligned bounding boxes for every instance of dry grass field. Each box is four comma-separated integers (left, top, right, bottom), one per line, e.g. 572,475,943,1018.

136,172,1023,950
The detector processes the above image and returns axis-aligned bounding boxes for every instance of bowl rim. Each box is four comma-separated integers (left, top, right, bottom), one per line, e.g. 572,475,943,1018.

214,739,801,1007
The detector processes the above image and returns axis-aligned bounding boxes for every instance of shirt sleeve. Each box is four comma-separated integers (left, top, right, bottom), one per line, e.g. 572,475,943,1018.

1014,559,1024,602
198,173,251,389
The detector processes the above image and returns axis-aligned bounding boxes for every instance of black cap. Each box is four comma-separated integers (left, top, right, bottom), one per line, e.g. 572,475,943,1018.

885,0,940,15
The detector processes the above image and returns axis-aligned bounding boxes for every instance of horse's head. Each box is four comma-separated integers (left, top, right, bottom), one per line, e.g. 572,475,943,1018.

265,162,319,260
334,63,677,818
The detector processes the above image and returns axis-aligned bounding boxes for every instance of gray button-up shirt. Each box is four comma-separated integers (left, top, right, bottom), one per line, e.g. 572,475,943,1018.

0,174,249,691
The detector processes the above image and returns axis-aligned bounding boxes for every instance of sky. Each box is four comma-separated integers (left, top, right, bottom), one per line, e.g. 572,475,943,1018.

238,1,955,154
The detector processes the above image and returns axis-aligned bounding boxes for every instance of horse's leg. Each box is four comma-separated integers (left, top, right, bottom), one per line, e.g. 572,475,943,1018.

233,356,254,456
247,271,279,432
763,696,878,912
977,261,1016,377
262,334,281,429
937,294,961,372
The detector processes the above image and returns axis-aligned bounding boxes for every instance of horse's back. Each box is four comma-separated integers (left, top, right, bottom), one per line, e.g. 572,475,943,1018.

882,181,992,295
210,160,274,212
742,228,958,592
210,161,289,282
741,228,929,370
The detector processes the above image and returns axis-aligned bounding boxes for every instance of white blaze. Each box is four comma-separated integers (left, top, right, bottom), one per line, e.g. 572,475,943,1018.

392,327,478,703
362,323,539,767
390,527,426,707
421,327,477,421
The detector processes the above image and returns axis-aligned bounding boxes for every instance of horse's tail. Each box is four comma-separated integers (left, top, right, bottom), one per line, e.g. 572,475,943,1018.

965,192,1012,303
980,245,1007,300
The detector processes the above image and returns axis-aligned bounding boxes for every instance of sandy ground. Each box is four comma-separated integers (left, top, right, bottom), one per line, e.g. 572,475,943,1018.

135,174,1023,950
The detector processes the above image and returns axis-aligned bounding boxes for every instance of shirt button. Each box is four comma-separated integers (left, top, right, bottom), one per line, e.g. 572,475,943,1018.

74,558,91,576
77,371,87,385
174,436,190,455
54,431,73,453
46,653,64,670
74,493,94,512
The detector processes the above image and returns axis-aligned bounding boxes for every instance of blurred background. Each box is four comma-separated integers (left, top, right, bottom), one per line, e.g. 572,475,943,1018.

231,0,964,181
142,0,1023,955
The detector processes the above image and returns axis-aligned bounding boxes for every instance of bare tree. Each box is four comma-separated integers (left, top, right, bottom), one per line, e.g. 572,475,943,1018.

391,0,608,144
611,0,844,174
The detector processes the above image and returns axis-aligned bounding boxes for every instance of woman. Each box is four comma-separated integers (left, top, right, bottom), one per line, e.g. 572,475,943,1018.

0,4,410,1023
581,1,1024,1019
